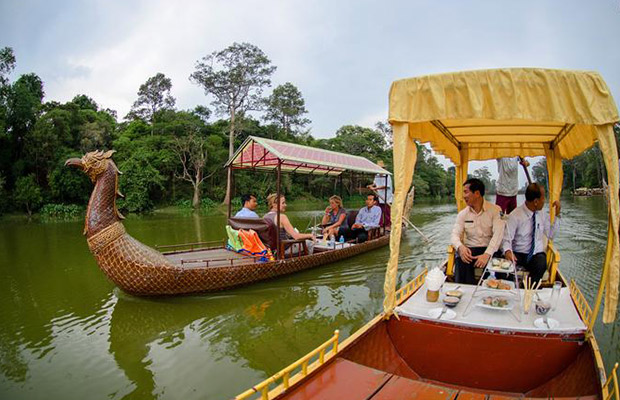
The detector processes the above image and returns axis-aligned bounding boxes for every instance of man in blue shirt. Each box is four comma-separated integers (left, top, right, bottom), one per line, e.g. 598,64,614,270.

235,194,259,218
350,194,382,243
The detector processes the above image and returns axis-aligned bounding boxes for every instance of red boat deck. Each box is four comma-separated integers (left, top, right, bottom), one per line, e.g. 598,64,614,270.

278,358,597,400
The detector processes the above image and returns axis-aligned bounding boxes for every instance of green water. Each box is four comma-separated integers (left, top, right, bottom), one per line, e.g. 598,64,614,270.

0,196,618,400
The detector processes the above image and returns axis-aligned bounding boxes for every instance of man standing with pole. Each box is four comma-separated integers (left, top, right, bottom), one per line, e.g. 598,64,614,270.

368,160,393,229
496,157,530,215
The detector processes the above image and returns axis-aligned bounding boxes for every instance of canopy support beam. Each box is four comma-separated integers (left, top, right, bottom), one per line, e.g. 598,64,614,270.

431,120,461,150
550,124,575,150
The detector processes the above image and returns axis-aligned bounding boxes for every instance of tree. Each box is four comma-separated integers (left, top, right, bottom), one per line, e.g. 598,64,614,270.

471,167,494,193
189,42,276,204
6,73,44,140
172,129,209,209
263,82,310,137
127,73,176,132
14,174,43,216
0,47,15,89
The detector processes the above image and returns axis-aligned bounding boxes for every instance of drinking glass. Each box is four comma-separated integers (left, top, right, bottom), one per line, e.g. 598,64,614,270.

551,281,562,311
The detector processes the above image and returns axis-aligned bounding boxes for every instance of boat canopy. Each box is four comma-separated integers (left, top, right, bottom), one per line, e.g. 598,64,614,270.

225,135,390,176
383,68,620,323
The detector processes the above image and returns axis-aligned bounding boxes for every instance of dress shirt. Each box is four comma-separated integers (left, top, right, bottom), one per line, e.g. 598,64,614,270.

355,205,382,230
496,157,519,197
450,200,505,256
502,204,560,255
373,174,393,204
234,207,259,218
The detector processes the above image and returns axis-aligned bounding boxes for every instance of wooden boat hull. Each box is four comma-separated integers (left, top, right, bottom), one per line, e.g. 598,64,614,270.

94,233,390,296
274,316,600,400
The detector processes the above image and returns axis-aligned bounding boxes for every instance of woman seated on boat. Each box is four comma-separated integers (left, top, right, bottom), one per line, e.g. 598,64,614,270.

321,195,349,240
264,193,315,255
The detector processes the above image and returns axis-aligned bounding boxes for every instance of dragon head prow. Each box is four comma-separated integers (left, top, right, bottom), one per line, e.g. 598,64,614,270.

65,150,121,183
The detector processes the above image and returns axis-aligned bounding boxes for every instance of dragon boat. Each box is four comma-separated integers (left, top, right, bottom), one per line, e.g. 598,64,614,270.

234,68,620,400
66,137,398,296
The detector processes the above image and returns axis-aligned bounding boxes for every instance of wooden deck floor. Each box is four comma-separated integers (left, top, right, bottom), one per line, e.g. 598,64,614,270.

278,358,598,400
164,247,258,268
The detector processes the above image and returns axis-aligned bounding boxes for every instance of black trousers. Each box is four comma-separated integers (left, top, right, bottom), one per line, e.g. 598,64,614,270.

514,252,547,283
349,227,368,243
455,247,502,285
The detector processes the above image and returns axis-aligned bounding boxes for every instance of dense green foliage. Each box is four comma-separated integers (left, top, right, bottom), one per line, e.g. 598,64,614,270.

25,42,620,220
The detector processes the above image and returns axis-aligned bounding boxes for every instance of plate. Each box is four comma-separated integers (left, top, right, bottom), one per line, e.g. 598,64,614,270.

476,297,514,311
488,258,514,273
534,317,560,330
428,307,456,320
482,279,515,291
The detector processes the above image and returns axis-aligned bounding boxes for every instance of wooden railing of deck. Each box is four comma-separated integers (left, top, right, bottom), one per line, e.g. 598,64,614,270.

395,267,428,304
603,363,619,400
569,279,593,328
234,330,340,400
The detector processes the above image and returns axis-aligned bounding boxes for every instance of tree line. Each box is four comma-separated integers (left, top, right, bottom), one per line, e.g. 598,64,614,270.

0,43,454,218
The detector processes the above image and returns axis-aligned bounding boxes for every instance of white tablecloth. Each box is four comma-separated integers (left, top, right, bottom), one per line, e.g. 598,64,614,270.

395,282,587,335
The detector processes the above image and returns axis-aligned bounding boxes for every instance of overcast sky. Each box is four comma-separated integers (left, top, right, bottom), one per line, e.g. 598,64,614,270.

1,0,619,177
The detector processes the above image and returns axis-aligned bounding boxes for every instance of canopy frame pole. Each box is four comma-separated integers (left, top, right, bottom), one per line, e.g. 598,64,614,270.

431,120,461,150
550,124,575,150
227,166,233,218
276,160,282,260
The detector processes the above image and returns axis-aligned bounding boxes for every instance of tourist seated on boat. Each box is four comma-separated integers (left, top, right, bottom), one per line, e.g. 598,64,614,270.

234,194,259,218
450,178,505,284
264,193,315,255
321,195,349,240
349,194,382,243
502,183,561,283
367,160,393,228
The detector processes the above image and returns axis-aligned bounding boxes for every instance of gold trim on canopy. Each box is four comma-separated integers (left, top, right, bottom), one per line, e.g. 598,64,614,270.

385,68,620,322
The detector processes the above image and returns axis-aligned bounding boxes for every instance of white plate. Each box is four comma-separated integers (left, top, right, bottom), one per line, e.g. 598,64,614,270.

488,258,514,273
482,279,515,291
428,307,456,320
534,317,560,330
476,298,514,311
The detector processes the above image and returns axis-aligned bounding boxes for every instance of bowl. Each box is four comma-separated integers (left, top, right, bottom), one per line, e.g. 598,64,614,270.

443,296,460,308
445,290,463,298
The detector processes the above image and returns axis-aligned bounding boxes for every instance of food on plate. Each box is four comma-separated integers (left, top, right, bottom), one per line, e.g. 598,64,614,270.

443,296,460,308
485,279,511,290
445,290,463,298
482,296,509,308
492,258,501,267
501,260,512,270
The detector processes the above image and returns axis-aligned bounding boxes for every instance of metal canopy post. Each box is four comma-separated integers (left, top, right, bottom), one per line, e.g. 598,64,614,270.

227,166,233,218
276,161,282,260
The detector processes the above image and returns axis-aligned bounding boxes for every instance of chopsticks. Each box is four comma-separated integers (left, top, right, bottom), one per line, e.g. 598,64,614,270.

523,276,541,313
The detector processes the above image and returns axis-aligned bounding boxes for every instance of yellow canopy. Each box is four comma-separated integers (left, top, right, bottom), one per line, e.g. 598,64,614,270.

383,68,620,324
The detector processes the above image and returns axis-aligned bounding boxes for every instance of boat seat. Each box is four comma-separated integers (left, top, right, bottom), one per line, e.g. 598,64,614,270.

228,217,278,250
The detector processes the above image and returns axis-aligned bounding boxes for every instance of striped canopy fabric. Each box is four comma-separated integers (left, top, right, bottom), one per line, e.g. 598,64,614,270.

225,136,390,176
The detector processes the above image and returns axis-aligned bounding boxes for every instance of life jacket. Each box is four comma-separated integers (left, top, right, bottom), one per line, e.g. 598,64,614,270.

237,229,274,262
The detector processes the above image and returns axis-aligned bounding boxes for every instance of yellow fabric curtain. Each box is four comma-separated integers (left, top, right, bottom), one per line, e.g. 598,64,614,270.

455,148,469,211
544,146,563,222
383,123,417,315
595,125,619,323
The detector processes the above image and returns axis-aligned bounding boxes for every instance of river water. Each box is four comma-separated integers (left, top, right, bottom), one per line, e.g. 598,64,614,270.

0,196,618,400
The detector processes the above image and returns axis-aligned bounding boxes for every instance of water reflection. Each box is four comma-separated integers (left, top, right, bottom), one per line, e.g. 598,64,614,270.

0,196,619,400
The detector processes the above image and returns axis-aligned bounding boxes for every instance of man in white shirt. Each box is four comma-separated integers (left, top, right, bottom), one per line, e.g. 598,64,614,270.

502,183,561,283
496,157,529,215
451,178,505,284
234,194,259,218
367,160,393,228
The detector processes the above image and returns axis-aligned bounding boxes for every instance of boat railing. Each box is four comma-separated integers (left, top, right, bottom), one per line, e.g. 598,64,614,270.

546,242,561,284
395,267,428,304
569,279,593,328
604,362,619,400
234,330,340,400
155,240,226,253
180,257,259,268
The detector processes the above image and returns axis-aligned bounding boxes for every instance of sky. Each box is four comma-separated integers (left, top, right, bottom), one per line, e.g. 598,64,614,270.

1,0,619,178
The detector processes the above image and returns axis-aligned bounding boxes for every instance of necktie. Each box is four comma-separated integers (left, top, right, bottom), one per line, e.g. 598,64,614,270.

527,211,536,262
